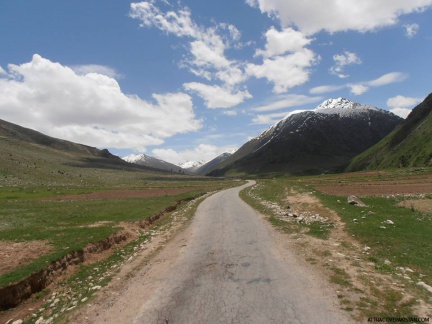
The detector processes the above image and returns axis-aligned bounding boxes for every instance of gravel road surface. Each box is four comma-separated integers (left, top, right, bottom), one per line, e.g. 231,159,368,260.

132,180,348,323
71,180,349,324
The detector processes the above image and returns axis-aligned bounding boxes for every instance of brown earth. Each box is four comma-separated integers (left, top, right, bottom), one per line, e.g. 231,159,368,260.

0,241,53,276
314,182,432,196
305,171,432,197
41,188,208,201
397,199,432,214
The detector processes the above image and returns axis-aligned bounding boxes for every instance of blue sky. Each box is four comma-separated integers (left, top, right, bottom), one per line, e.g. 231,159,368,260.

1,0,431,164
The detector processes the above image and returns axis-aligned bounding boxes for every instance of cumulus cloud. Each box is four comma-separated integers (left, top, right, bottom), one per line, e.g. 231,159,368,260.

71,64,122,79
0,54,202,151
255,27,312,57
387,95,423,118
245,0,432,34
387,95,423,108
247,48,318,93
348,84,369,96
403,23,420,38
252,94,322,112
130,1,246,87
329,51,362,78
184,82,252,109
247,26,317,93
388,108,412,119
152,143,238,165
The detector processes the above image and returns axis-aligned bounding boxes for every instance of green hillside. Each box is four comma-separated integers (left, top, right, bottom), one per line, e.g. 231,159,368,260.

347,93,432,171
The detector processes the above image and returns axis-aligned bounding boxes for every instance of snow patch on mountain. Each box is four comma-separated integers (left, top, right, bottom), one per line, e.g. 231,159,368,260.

179,160,205,172
314,97,379,117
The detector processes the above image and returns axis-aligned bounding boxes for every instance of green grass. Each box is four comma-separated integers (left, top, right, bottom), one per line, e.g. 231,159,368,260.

317,192,432,279
0,180,240,289
240,179,333,239
0,191,196,287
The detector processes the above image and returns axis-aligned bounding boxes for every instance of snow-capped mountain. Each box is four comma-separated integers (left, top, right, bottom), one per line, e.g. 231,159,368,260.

314,97,379,115
123,153,186,173
179,160,206,173
195,152,232,175
207,98,403,176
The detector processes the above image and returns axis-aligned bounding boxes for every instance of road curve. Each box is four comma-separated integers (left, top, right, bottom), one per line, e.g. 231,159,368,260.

133,180,349,324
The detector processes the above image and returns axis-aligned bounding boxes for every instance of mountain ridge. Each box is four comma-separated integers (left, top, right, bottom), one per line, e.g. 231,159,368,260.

207,98,403,177
347,93,432,170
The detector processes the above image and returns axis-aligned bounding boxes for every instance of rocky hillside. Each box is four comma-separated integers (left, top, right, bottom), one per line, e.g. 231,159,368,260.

208,98,403,177
347,93,432,171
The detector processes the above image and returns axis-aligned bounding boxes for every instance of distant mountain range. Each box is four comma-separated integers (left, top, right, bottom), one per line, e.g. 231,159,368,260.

207,98,403,177
347,93,432,171
123,153,189,173
0,118,175,187
3,93,428,180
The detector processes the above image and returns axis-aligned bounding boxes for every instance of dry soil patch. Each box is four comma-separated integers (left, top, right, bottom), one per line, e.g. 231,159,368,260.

0,240,53,276
396,199,432,214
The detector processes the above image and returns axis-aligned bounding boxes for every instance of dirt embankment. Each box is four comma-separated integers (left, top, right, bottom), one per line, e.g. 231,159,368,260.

0,194,202,311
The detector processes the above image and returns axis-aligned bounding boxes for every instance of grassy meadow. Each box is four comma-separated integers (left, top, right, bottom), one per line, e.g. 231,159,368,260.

0,135,240,289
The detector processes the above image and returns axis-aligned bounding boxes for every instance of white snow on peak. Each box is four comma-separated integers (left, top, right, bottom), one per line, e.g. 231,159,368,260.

314,97,379,116
252,98,381,143
122,153,148,163
179,160,205,171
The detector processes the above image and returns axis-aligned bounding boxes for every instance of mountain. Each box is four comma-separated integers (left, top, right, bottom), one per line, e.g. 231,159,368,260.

122,153,186,173
195,152,232,175
347,93,432,171
207,98,403,177
0,118,119,160
179,160,205,173
0,118,170,187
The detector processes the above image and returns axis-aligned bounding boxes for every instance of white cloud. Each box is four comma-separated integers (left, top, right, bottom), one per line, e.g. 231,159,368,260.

365,72,408,86
246,0,432,34
184,82,252,109
0,54,202,151
223,110,238,116
347,72,408,95
252,94,322,112
329,51,362,78
71,64,122,79
387,95,423,118
348,84,369,95
152,143,238,165
255,27,313,57
0,66,7,76
389,108,412,119
387,95,422,108
403,23,420,38
247,48,318,93
309,85,345,94
130,1,246,86
252,109,307,124
248,1,432,34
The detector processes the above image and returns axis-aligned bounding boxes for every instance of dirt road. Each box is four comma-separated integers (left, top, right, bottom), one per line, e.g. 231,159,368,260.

73,181,349,323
